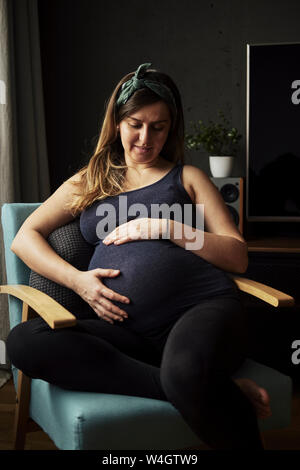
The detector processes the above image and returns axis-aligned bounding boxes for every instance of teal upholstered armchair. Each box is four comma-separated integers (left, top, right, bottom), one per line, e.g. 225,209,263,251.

0,203,295,450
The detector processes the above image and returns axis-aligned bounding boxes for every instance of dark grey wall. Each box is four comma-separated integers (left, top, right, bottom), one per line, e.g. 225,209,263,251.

38,0,300,190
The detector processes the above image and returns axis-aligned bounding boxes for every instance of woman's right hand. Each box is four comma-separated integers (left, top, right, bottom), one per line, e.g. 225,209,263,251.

73,268,130,324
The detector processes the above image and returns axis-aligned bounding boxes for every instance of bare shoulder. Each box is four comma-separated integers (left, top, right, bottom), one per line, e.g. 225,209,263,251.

20,172,83,238
182,164,210,180
181,164,215,203
65,172,82,184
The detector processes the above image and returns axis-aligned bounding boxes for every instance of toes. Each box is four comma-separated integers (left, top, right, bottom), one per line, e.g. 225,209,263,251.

257,387,270,405
234,378,272,419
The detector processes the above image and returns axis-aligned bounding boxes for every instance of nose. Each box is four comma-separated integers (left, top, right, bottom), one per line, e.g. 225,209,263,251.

139,125,151,146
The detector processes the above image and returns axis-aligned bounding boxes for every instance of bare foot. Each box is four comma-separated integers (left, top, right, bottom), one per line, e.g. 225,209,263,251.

234,378,272,419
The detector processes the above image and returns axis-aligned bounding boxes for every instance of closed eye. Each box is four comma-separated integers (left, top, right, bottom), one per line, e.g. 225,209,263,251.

129,124,164,131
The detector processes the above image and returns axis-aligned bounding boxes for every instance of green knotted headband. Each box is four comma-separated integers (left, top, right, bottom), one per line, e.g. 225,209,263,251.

116,63,177,113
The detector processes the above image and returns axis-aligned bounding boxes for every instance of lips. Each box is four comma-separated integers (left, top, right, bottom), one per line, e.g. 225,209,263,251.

134,146,152,153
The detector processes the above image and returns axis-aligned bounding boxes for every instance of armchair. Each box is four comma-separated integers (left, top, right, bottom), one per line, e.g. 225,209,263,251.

0,203,295,450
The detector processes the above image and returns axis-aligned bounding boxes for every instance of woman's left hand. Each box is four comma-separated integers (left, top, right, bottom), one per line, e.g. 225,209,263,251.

102,218,169,246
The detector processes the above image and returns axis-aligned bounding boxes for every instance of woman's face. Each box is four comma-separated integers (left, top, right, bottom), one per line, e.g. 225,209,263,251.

118,101,172,166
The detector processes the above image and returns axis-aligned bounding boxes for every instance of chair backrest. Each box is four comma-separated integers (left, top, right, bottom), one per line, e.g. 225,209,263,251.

1,203,41,329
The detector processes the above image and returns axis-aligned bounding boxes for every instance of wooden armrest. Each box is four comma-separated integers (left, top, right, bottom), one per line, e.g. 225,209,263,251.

231,276,295,307
0,284,77,329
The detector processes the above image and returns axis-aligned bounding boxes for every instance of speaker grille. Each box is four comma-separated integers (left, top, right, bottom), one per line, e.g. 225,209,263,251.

220,184,239,203
226,205,240,226
210,177,244,234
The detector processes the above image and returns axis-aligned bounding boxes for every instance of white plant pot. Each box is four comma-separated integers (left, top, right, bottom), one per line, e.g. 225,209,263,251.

209,156,234,177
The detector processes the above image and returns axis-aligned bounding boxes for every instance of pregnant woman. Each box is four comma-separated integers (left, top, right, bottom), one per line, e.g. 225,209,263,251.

7,63,270,449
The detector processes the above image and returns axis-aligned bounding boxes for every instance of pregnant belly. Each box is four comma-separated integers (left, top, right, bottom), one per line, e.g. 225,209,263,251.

88,239,233,334
89,240,200,335
89,240,185,306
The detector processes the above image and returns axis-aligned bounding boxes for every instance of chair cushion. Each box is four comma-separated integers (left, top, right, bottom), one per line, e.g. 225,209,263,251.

29,218,94,316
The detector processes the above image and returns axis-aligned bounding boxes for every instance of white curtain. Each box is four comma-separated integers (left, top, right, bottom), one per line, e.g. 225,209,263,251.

0,0,51,387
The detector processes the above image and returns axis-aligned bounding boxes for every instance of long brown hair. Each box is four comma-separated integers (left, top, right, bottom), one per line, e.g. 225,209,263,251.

67,67,185,216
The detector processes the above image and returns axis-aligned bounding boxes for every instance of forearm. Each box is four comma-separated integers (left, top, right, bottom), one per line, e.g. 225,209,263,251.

11,229,80,290
169,220,248,273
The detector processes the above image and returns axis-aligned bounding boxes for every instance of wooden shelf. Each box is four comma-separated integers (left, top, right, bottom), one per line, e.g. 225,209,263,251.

247,237,300,253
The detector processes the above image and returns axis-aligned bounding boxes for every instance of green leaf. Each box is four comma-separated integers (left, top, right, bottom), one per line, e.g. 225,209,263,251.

184,111,242,156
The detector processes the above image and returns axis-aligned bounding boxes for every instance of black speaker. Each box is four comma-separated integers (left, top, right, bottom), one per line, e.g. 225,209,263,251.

210,177,244,234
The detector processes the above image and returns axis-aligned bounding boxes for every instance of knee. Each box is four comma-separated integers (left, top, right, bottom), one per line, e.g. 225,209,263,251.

6,319,49,376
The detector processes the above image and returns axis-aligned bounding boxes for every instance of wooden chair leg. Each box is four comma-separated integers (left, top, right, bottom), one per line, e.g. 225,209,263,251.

13,370,32,450
12,303,41,449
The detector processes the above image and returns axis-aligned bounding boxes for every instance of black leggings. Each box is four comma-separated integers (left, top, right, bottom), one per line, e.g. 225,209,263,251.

6,293,263,450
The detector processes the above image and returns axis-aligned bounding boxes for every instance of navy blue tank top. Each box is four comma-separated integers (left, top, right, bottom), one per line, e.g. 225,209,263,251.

80,164,237,337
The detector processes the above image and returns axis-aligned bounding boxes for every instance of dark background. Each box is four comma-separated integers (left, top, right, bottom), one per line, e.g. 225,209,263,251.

37,0,300,378
37,0,300,189
248,44,300,219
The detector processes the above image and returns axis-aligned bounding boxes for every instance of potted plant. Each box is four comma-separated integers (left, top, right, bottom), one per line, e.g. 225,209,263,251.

185,110,242,177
